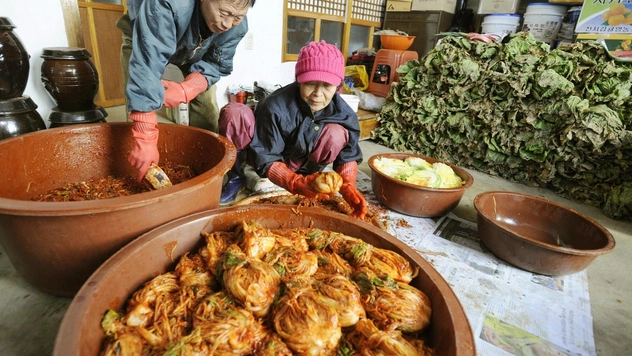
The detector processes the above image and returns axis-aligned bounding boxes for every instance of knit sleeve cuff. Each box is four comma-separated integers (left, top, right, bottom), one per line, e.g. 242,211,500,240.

182,72,209,102
130,111,158,133
335,161,358,183
266,161,296,189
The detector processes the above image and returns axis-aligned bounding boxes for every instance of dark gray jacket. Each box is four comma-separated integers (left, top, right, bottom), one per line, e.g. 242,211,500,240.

250,82,363,176
126,0,248,112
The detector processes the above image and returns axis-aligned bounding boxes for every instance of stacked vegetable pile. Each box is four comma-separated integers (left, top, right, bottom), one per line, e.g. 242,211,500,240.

372,32,632,221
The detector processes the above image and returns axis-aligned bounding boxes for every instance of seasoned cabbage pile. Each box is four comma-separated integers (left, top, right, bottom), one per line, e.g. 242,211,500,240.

373,32,632,220
100,221,435,355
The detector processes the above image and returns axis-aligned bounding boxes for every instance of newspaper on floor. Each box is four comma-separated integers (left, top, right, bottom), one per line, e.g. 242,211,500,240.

355,170,595,356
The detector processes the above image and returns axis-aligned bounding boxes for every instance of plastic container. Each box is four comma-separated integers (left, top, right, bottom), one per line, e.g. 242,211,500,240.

481,14,521,39
368,49,418,98
379,34,415,50
236,91,246,103
557,6,582,41
340,94,360,112
469,0,520,14
521,3,568,46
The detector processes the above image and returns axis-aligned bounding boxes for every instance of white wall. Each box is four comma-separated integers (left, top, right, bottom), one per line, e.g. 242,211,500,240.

217,0,297,107
4,0,293,119
4,1,70,121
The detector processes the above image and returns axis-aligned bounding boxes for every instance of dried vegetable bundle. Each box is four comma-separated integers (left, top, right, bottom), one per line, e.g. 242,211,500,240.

372,32,632,220
100,221,435,355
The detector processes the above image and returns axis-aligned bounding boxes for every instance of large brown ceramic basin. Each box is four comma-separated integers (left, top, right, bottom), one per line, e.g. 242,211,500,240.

369,152,474,217
0,123,236,296
54,205,476,355
474,191,616,275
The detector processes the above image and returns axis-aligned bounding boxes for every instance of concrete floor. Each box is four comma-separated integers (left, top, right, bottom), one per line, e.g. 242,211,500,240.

0,106,630,355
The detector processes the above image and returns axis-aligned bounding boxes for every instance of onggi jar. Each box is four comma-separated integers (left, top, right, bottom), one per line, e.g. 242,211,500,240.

0,96,46,141
40,47,99,112
0,17,30,100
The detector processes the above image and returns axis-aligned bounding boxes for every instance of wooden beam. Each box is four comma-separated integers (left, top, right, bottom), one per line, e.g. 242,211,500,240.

78,2,124,11
85,7,107,103
342,0,353,57
60,0,84,47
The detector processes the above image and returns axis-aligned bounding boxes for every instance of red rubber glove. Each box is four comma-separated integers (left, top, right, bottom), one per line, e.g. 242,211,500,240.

161,72,208,108
336,161,367,219
266,161,330,200
128,111,160,182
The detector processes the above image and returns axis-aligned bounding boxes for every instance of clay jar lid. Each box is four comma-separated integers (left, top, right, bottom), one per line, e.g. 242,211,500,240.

0,17,16,29
41,47,92,60
0,96,38,114
48,106,107,124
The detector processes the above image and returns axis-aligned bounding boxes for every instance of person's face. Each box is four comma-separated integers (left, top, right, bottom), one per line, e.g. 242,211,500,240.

299,81,338,112
201,0,249,34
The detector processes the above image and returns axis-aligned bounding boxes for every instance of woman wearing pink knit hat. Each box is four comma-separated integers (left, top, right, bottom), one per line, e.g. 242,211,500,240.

218,40,367,219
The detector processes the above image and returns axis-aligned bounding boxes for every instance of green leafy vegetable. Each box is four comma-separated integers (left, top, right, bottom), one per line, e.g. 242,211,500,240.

373,32,632,220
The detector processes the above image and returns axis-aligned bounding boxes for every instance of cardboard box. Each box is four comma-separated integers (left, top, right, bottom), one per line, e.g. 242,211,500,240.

576,2,632,34
411,0,457,14
386,0,412,12
576,33,632,59
467,0,519,14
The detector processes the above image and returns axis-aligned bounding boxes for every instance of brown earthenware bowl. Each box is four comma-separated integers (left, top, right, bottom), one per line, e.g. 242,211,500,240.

474,191,616,275
368,153,474,217
0,123,236,296
54,206,476,356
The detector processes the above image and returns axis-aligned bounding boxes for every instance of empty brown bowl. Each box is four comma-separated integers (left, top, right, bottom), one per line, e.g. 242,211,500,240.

54,205,476,356
368,153,474,217
474,191,616,275
0,123,236,296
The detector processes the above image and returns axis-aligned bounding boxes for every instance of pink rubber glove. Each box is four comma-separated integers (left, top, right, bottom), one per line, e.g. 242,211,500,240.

161,72,208,108
336,161,367,219
128,111,160,182
267,162,331,200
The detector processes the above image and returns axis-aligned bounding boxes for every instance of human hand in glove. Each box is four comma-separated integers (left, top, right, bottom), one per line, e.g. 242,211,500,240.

128,111,160,182
336,161,367,219
266,161,331,200
161,71,208,108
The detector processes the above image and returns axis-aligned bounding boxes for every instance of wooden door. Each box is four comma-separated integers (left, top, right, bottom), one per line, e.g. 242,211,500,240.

61,0,126,108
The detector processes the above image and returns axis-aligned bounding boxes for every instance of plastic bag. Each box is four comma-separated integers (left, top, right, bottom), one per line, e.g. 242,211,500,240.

352,89,387,112
254,81,282,102
343,65,369,94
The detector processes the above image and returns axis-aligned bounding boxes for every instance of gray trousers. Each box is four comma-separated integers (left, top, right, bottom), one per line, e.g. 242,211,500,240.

116,14,219,132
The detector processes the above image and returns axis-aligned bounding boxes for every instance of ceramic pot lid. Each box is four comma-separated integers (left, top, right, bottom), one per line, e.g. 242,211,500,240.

0,17,16,30
41,47,92,60
0,96,38,114
48,106,108,123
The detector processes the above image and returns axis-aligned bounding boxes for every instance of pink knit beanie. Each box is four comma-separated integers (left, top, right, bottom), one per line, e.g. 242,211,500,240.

295,40,345,86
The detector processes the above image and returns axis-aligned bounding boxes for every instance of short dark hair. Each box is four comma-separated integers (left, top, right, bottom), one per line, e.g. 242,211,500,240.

237,0,256,7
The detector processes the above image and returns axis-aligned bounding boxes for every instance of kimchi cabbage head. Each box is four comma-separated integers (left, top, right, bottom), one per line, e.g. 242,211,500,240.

372,156,464,188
